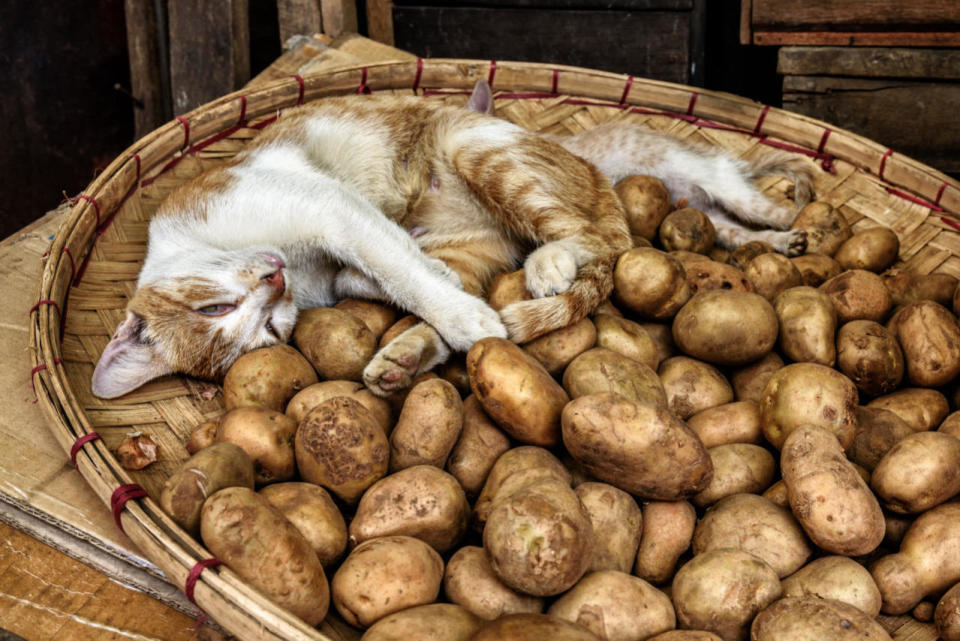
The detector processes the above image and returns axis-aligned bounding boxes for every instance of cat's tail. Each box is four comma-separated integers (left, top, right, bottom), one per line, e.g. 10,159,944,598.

745,151,816,209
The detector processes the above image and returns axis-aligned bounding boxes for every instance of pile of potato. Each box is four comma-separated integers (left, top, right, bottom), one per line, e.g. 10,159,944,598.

157,175,960,641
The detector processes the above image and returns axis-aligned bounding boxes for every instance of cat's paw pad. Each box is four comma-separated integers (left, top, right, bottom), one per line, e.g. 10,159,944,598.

363,345,422,396
525,244,579,298
786,228,808,256
432,294,507,352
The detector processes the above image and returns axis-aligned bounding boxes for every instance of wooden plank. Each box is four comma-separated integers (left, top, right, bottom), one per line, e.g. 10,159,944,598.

778,47,960,81
167,0,251,115
739,0,752,45
321,0,359,39
752,0,960,30
277,0,323,45
392,0,693,6
123,0,169,140
366,0,395,46
754,31,960,47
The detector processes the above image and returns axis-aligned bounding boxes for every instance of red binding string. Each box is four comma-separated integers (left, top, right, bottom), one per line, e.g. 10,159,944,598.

175,116,191,149
753,105,770,135
29,300,60,316
111,484,147,534
619,76,634,104
686,92,699,115
551,69,559,94
29,357,63,398
886,187,945,212
185,558,223,605
66,195,102,227
878,149,894,180
237,96,248,127
412,58,424,93
488,60,498,88
935,182,948,205
358,67,371,94
816,129,835,172
70,432,101,467
294,74,305,105
942,217,960,233
61,247,76,284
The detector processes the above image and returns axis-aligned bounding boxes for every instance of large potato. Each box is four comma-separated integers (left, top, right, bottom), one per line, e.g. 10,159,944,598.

846,406,913,471
685,260,753,295
791,254,842,287
523,317,597,375
791,201,852,256
443,546,544,620
781,556,882,617
634,500,697,584
686,401,763,448
258,482,347,568
215,406,297,485
200,487,329,625
614,175,672,240
472,446,571,529
390,378,462,470
293,307,376,381
751,596,892,641
562,392,713,500
563,347,666,406
286,380,392,433
773,286,836,366
487,270,532,311
222,344,318,411
334,298,397,340
575,482,643,574
730,352,783,403
886,272,958,307
866,387,950,432
360,603,481,641
659,356,733,420
895,300,960,387
548,570,676,641
613,248,690,320
780,424,885,556
445,395,511,497
470,613,603,641
836,320,904,396
819,269,892,323
468,337,569,447
659,207,716,253
672,290,778,366
833,227,900,272
870,431,960,514
744,253,803,301
593,314,659,370
691,445,776,507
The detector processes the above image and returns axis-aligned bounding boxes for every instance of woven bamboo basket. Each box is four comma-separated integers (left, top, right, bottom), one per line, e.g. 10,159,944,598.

29,59,953,640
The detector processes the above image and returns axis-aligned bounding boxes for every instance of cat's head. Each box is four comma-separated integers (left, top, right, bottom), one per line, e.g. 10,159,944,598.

91,249,297,398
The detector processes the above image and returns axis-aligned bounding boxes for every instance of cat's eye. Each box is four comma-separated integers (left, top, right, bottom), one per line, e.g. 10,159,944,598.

195,303,236,316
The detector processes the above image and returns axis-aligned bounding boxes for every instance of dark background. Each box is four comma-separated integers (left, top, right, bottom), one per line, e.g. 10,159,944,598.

0,0,775,240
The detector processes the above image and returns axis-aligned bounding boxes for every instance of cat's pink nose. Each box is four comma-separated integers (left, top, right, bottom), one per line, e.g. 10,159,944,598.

259,252,286,269
263,269,285,293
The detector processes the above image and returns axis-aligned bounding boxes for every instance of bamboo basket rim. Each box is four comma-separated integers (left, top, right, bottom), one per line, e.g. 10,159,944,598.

28,58,952,641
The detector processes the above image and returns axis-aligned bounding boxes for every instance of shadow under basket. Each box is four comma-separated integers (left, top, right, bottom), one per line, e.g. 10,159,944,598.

29,59,952,641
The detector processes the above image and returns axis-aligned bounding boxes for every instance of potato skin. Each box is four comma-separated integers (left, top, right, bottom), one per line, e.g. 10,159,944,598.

744,253,803,301
359,603,482,641
575,482,643,574
896,300,960,387
615,175,672,240
659,356,734,420
836,320,904,396
685,260,753,295
293,307,377,381
791,201,852,256
819,269,892,323
635,500,697,584
686,401,763,449
613,248,691,320
659,207,717,253
593,314,660,371
389,378,463,471
936,582,960,641
731,353,784,403
445,395,512,497
887,272,959,307
286,380,392,433
443,546,544,620
215,406,297,485
846,406,913,472
523,317,597,375
222,344,318,411
866,387,950,432
258,482,347,568
751,596,892,641
791,254,842,287
648,633,723,641
773,286,836,366
200,487,329,625
470,613,603,641
563,347,666,406
834,227,900,273
781,556,882,617
473,446,571,529
334,298,397,340
692,445,776,507
870,431,960,514
672,290,778,366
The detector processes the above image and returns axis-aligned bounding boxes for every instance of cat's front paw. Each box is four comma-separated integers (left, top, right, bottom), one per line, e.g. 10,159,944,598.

363,344,422,396
764,228,808,256
431,293,506,352
524,243,579,298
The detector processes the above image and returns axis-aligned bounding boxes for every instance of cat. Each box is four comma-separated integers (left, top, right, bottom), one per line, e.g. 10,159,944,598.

91,82,634,399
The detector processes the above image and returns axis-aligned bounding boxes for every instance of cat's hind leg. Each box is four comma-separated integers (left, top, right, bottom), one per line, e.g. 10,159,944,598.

710,209,808,256
363,322,450,396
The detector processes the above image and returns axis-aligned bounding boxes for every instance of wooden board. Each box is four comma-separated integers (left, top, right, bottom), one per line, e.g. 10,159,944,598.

778,47,960,81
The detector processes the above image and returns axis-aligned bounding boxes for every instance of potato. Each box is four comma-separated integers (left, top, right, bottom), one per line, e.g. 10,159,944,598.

867,387,950,432
487,270,532,311
593,314,659,371
846,406,913,471
870,431,960,514
468,337,569,447
563,347,666,406
659,207,716,253
941,411,960,438
473,446,571,529
295,397,389,503
615,175,672,240
834,227,900,272
729,241,775,271
592,298,624,318
635,500,696,584
443,546,544,620
437,355,471,396
672,290,778,366
659,356,733,420
731,352,783,403
360,603,481,641
639,322,677,363
293,307,376,381
871,502,960,614
548,570,676,641
780,424,885,556
744,253,803,301
575,482,643,574
332,535,443,628
647,633,722,641
895,300,960,387
523,317,597,375
378,314,420,347
791,253,842,287
200,487,329,625
349,465,469,553
886,272,959,307
259,482,347,568
286,380,392,433
791,201,852,256
758,362,858,449
773,286,836,366
835,320,904,396
335,298,397,339
819,269,892,323
686,401,763,448
671,549,781,641
215,406,297,485
389,378,462,471
562,393,713,500
470,614,603,641
684,260,753,295
446,395,512,497
159,442,254,537
751,596,892,641
781,556,882,617
185,419,218,454
761,480,789,508
691,445,776,507
222,344,318,411
936,582,960,641
692,493,812,578
483,478,595,596
613,248,690,320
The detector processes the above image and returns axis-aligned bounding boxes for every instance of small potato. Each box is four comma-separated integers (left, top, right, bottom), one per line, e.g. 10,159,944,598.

635,500,697,584
941,411,960,438
295,397,389,503
378,314,420,347
684,260,753,295
390,378,462,471
791,253,842,287
335,298,397,339
286,380,392,433
185,419,218,454
349,465,470,553
332,535,443,628
470,614,603,641
867,387,950,432
870,431,960,514
200,487,329,625
731,352,783,403
222,344,318,411
774,286,836,366
729,241,776,271
215,406,297,485
293,307,376,381
638,322,676,363
548,570,676,641
936,582,960,641
159,442,254,537
758,362,858,449
791,201,852,256
592,298,624,318
744,253,803,301
648,633,723,641
781,424,885,556
444,546,544,620
575,482,643,574
563,347,666,406
686,401,763,448
751,596,892,641
562,393,713,500
473,446,571,529
834,227,900,272
692,445,776,507
672,290,778,366
659,207,716,253
659,356,733,420
468,337,570,447
487,270,531,311
613,248,690,320
259,482,347,568
671,549,782,641
761,480,789,508
886,272,959,308
819,269,893,323
896,300,960,387
615,175,672,240
836,320,904,396
593,314,659,371
523,318,597,375
437,355,471,397
781,556,882,617
846,406,913,471
360,603,481,641
672,250,719,266
692,493,812,578
445,395,512,497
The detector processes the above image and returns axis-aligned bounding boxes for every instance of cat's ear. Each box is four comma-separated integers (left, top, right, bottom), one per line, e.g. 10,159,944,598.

91,311,172,399
467,79,494,115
